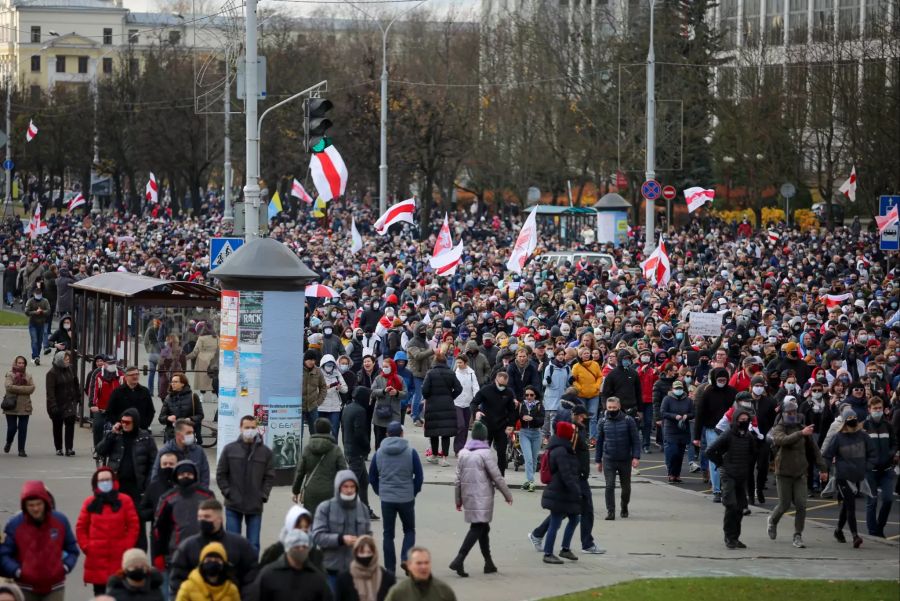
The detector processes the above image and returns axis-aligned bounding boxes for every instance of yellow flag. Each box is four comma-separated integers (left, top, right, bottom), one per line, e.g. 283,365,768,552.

312,197,326,218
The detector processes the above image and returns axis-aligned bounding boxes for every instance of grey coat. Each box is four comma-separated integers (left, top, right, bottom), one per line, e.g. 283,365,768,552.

454,440,512,524
216,435,276,515
311,470,372,573
371,374,408,427
4,371,35,416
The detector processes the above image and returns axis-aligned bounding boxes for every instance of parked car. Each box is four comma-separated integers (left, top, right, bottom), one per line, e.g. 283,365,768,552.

811,202,845,225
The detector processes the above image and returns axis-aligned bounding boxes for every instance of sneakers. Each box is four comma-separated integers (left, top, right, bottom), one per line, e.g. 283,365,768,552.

767,517,777,540
689,461,701,473
582,545,606,554
65,449,75,457
542,554,563,565
523,481,535,492
33,358,40,366
368,509,380,521
852,535,863,549
414,419,424,427
558,549,578,561
427,455,438,465
528,532,543,552
642,445,651,455
712,492,722,503
439,455,449,467
589,438,597,449
834,529,846,543
792,534,805,548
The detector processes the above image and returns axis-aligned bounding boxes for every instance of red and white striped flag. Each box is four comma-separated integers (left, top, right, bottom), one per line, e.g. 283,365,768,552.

430,241,464,277
66,192,86,211
640,236,671,287
309,145,348,201
145,173,158,204
875,205,899,234
291,178,314,204
351,307,363,330
506,209,538,274
838,166,857,202
821,292,852,308
25,119,38,142
434,213,453,257
767,230,780,243
607,290,620,305
27,204,48,239
684,187,714,213
374,198,416,235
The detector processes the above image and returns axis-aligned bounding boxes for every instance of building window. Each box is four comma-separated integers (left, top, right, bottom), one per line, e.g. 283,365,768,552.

128,58,139,73
720,0,738,49
766,0,784,45
812,0,833,41
103,28,113,45
128,29,139,44
168,30,181,45
30,85,41,103
103,57,113,74
30,55,40,72
56,55,66,73
743,0,761,45
837,0,859,39
30,26,41,43
78,56,88,73
788,0,807,43
865,0,887,36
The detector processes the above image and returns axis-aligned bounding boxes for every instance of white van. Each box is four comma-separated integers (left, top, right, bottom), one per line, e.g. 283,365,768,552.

533,252,618,271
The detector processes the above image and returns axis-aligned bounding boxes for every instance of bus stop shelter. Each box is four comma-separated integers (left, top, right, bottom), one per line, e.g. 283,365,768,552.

71,272,220,424
525,205,599,244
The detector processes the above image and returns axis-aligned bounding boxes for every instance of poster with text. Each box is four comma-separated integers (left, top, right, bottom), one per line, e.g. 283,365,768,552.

265,397,303,469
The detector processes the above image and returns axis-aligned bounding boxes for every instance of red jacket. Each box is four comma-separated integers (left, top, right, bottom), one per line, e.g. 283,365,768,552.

729,370,752,393
75,468,140,585
637,364,658,405
93,373,122,411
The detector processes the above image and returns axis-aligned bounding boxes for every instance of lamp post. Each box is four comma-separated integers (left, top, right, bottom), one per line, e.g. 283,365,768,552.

243,0,261,241
644,0,657,255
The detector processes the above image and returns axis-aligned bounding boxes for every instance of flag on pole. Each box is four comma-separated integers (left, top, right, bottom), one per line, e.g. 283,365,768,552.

434,213,453,257
684,187,715,213
875,205,899,234
312,197,327,218
640,236,671,287
25,119,38,142
350,217,363,254
66,192,86,211
145,173,158,204
309,145,348,201
506,209,538,274
821,292,852,308
838,166,857,202
27,204,48,239
267,191,283,220
291,178,314,204
430,241,464,277
607,290,620,305
767,230,780,243
374,198,416,235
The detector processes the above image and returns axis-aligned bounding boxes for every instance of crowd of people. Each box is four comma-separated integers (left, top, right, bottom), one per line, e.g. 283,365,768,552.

1,196,900,599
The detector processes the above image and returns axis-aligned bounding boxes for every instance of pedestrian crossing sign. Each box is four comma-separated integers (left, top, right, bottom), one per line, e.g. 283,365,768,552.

210,237,244,270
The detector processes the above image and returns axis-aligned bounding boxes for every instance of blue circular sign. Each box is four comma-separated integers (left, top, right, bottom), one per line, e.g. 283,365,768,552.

2,159,13,171
641,179,661,200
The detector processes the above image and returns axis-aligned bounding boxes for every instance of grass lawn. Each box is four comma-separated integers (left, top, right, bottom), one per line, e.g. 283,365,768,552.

0,310,28,326
541,578,898,601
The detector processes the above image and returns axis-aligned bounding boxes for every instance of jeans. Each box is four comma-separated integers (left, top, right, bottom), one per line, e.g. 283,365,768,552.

721,471,747,542
865,468,897,536
582,396,600,440
28,322,44,359
147,357,159,397
51,416,75,452
770,474,808,535
411,377,424,421
486,428,508,475
347,455,371,509
664,437,688,478
303,409,319,435
519,428,541,483
381,500,416,573
161,571,171,601
319,410,341,440
5,415,29,452
640,403,653,448
578,479,596,550
542,410,557,438
602,459,632,512
4,290,12,305
225,508,262,554
541,511,579,555
704,428,721,494
91,411,108,450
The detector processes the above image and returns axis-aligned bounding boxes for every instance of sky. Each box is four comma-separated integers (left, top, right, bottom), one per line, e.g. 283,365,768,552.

123,0,481,20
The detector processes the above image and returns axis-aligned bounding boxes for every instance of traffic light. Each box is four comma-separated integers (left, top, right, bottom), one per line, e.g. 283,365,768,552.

305,98,333,152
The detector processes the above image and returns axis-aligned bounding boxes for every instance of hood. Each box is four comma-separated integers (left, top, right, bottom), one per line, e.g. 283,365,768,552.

122,407,141,424
91,466,119,492
173,459,199,480
333,469,359,497
465,340,479,352
306,434,337,455
279,505,312,542
710,367,729,383
20,480,54,512
320,353,336,367
200,541,228,563
52,351,68,368
731,407,751,427
379,436,409,455
59,316,73,329
394,351,408,363
353,386,371,407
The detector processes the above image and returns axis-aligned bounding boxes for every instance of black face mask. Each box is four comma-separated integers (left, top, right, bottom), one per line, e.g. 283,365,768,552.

199,561,225,584
199,520,217,537
607,410,620,418
355,555,374,567
176,477,194,489
737,421,750,431
124,568,146,582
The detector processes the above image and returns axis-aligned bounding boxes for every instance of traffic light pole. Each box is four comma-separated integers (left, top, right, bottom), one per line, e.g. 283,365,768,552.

644,0,657,255
243,0,261,241
257,81,327,176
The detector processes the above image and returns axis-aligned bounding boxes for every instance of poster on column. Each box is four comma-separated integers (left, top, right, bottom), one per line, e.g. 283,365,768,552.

255,397,303,469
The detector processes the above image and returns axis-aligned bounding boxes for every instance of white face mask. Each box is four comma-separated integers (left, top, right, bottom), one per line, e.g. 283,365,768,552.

752,385,765,396
182,434,195,446
382,366,392,375
241,429,256,442
340,493,356,502
97,480,114,493
496,384,506,391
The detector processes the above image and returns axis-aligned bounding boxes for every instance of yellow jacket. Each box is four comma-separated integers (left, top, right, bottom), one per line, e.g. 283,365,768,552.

571,360,602,398
175,542,241,601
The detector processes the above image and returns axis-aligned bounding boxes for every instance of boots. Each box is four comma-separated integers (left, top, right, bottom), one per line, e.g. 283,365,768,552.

483,556,498,574
448,555,468,577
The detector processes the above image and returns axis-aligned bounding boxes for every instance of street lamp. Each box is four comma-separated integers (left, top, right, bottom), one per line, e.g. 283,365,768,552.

644,0,657,255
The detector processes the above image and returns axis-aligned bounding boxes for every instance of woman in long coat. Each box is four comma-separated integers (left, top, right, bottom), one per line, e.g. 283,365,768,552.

4,355,35,456
185,324,218,394
449,421,513,577
421,350,462,466
157,334,187,398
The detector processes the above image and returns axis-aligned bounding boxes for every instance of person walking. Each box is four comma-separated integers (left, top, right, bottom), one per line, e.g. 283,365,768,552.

293,418,348,516
158,373,203,443
105,548,166,601
247,529,332,601
448,421,513,577
76,467,141,595
24,286,51,365
173,542,240,601
767,399,828,548
157,336,187,401
371,358,407,449
318,354,348,440
92,361,123,450
151,419,211,487
369,422,423,575
536,421,581,564
595,397,640,519
571,347,602,446
342,387,378,521
421,351,463,466
45,350,79,457
693,367,737,503
601,350,642,429
4,355,34,457
384,547,456,601
452,355,479,455
659,380,693,483
0,480,80,601
405,324,435,426
216,415,275,554
542,348,571,444
107,367,156,430
822,406,877,548
863,397,898,538
184,324,218,399
706,409,757,549
303,351,328,435
471,371,516,476
517,385,544,491
144,318,163,398
335,536,395,601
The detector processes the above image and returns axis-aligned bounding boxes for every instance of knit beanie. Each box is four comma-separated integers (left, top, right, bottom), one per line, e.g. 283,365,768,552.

471,421,488,441
122,548,149,570
556,421,576,441
314,417,333,434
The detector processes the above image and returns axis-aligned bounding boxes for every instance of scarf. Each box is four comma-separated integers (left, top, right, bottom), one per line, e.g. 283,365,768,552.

348,559,381,601
11,365,26,386
381,359,403,391
87,490,122,514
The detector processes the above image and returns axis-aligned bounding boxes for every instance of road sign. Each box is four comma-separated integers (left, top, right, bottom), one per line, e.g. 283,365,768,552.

0,131,7,147
780,182,796,198
2,159,13,171
662,185,676,201
641,179,661,201
880,195,900,251
210,237,244,270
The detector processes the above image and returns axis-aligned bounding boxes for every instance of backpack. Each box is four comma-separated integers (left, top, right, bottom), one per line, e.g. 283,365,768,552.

539,450,553,485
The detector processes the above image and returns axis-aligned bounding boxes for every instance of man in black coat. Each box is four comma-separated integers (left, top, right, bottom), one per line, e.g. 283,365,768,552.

169,498,259,597
707,409,757,549
106,366,155,429
472,371,517,476
506,348,541,403
594,397,641,520
246,530,333,601
601,350,642,417
216,415,275,555
692,367,737,503
533,421,582,564
342,386,376,519
139,451,178,549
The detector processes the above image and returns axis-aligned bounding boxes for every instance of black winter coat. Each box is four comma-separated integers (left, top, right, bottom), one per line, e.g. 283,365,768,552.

652,375,676,421
595,412,641,463
341,387,371,458
506,361,540,401
471,383,517,432
46,365,79,419
216,436,275,515
97,427,158,493
169,529,259,597
601,366,642,412
693,368,736,440
105,569,165,601
540,436,582,515
107,384,156,429
706,425,758,480
335,566,395,601
517,400,545,431
158,388,203,440
245,556,333,601
422,363,462,437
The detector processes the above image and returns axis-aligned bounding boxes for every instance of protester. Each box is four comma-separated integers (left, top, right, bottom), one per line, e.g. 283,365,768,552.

184,324,218,398
471,371,516,475
107,367,156,430
342,387,376,520
23,286,50,364
4,355,34,457
451,354,480,455
536,421,581,564
707,409,757,549
693,368,737,503
247,529,331,601
173,542,240,601
151,419,210,487
318,354,349,439
259,506,323,570
421,351,463,466
384,547,456,601
292,418,348,516
105,548,165,601
45,350,79,456
335,536,395,601
571,347,602,445
371,358,407,449
158,373,203,442
157,336,187,401
660,380,693,482
862,397,898,537
302,351,328,434
595,397,641,519
517,385,544,491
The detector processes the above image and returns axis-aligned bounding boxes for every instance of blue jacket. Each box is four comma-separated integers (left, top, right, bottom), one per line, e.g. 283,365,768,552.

369,437,423,503
594,411,641,463
659,394,694,440
150,439,210,487
542,362,570,411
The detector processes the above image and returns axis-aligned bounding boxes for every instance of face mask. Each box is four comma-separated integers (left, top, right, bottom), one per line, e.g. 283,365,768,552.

199,520,217,537
97,480,114,493
676,332,684,340
124,568,146,581
868,372,880,379
182,434,195,447
684,376,692,384
382,366,392,375
496,384,506,391
324,328,333,336
737,420,750,431
340,493,357,502
607,409,620,418
621,360,632,369
355,555,374,567
177,476,194,488
63,323,71,330
355,333,363,340
34,294,42,300
241,429,256,442
483,340,493,348
716,380,727,388
199,561,224,583
858,334,868,342
784,415,798,425
640,356,650,364
845,418,858,428
288,548,309,564
752,385,765,396
673,389,684,397
785,384,797,393
339,364,350,373
871,411,884,421
811,392,823,400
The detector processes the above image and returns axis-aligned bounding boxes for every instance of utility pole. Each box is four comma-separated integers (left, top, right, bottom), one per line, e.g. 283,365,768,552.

5,78,11,213
644,0,657,255
378,32,388,215
243,0,260,241
223,57,233,224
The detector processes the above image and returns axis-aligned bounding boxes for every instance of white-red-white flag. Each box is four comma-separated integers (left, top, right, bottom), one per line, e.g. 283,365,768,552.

291,178,314,204
506,209,538,274
27,204,48,239
767,230,780,243
374,198,416,235
876,205,899,234
838,166,857,202
350,217,363,254
146,173,158,204
309,145,348,201
684,187,714,213
640,236,671,287
25,119,38,142
66,192,86,211
434,213,453,257
821,292,852,308
430,241,464,277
